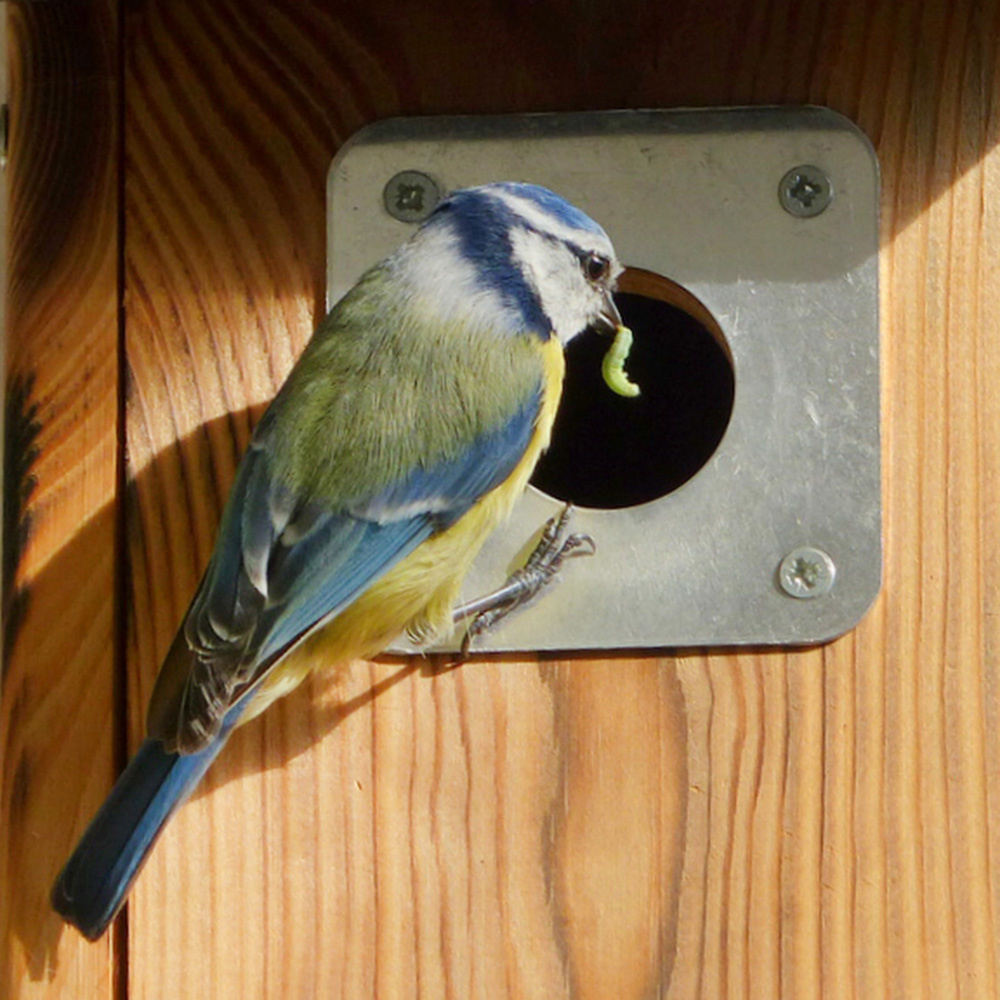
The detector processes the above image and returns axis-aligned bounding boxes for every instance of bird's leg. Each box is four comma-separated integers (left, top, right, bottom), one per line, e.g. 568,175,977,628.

450,505,595,661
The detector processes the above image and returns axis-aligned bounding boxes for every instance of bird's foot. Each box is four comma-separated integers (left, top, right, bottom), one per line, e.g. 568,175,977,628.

450,505,595,663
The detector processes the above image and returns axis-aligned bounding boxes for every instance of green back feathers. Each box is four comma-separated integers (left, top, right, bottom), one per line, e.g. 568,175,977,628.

261,262,546,507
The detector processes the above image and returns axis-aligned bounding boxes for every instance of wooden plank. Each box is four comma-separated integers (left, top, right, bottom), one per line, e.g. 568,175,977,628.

0,1,120,997
21,0,992,996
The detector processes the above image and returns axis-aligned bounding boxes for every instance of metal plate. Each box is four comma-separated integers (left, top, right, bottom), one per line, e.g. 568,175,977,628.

326,107,880,650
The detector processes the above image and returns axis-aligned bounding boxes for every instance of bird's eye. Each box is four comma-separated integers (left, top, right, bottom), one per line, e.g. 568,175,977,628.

583,253,610,283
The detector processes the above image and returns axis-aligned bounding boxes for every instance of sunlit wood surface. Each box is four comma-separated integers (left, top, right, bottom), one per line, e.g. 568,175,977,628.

3,0,1000,997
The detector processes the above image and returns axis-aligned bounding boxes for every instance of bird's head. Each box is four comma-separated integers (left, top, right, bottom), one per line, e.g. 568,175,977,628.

403,182,623,344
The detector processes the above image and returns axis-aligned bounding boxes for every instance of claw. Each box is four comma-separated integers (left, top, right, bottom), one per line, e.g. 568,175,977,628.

451,504,596,658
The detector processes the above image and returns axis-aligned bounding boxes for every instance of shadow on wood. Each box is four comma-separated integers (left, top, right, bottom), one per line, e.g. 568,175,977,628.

2,505,118,982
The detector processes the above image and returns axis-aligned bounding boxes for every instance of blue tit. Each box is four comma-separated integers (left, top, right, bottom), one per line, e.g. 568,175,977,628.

52,182,624,940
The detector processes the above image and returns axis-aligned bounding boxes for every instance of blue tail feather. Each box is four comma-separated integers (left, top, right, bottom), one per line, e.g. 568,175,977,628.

51,715,237,940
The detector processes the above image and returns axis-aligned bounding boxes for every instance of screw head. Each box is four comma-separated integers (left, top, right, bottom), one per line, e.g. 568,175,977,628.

779,165,833,218
779,547,836,599
383,170,441,223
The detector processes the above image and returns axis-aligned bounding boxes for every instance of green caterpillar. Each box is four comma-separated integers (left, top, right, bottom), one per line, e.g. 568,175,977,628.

602,325,641,398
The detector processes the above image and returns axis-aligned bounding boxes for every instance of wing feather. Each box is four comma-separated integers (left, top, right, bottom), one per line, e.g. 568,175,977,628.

148,269,546,753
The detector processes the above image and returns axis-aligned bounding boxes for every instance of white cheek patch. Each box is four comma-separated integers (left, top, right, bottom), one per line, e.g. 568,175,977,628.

401,225,517,332
510,228,598,345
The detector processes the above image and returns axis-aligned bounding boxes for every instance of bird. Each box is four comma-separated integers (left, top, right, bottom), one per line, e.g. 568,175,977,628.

51,181,625,940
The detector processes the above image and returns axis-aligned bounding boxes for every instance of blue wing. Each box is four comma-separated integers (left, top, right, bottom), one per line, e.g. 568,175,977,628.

146,381,542,754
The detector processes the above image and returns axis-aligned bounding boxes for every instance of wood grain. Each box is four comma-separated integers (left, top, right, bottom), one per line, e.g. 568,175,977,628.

0,2,120,998
4,0,1000,996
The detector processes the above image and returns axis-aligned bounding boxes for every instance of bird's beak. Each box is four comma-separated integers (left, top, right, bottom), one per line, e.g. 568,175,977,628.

596,288,623,334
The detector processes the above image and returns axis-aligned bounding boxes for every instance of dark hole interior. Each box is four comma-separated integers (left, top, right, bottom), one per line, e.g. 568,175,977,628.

530,290,735,509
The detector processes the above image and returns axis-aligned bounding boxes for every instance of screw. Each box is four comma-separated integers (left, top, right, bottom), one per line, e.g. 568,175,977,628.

779,165,833,218
383,170,441,223
778,547,836,599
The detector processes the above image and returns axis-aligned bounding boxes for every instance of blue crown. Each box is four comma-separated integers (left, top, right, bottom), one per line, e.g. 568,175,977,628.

435,182,606,242
483,182,607,236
